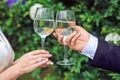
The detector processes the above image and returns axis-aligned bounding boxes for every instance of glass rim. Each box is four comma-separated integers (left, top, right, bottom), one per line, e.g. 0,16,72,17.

36,7,54,10
57,10,75,12
34,7,54,19
56,10,76,21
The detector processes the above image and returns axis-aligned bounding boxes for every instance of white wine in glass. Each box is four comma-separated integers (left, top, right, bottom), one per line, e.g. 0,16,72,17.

34,8,54,49
56,10,76,65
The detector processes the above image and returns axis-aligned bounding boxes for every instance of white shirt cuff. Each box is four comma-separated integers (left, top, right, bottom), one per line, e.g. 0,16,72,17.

81,34,98,59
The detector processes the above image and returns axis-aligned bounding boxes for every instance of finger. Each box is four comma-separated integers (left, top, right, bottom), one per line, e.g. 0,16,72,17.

30,57,48,64
70,32,81,46
40,61,54,68
29,53,52,63
40,54,52,58
36,58,50,63
53,32,58,38
68,21,76,28
47,61,54,65
66,31,77,45
35,54,52,58
30,50,49,55
58,35,64,45
32,59,49,69
74,26,81,32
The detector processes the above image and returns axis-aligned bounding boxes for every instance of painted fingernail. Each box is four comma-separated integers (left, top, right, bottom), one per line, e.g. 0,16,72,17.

44,59,48,62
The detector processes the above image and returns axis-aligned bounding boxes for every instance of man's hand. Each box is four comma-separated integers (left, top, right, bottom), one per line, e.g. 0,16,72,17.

53,26,90,52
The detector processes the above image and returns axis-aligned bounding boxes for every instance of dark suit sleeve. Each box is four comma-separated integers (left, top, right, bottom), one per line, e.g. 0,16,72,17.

88,39,120,73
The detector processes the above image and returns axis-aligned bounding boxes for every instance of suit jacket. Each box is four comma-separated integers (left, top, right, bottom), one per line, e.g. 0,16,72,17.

89,39,120,73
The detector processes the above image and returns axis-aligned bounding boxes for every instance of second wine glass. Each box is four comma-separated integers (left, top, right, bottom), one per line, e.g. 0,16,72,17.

34,8,54,49
55,10,76,65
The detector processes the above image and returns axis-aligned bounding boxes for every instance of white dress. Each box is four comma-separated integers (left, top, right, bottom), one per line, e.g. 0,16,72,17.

0,29,14,72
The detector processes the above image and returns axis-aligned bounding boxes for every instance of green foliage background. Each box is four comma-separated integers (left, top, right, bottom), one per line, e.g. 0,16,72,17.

0,0,120,80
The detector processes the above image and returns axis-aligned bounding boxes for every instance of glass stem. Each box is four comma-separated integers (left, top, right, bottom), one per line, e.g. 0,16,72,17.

41,38,45,49
64,45,68,61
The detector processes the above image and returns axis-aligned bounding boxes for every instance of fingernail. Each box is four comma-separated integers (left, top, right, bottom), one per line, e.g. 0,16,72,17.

48,61,54,65
49,54,52,57
45,59,48,62
46,52,49,54
51,62,54,65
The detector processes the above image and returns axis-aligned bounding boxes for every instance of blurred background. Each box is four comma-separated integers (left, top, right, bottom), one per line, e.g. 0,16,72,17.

0,0,120,80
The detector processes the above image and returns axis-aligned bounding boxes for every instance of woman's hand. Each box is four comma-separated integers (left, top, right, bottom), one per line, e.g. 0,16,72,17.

14,50,53,75
53,26,90,52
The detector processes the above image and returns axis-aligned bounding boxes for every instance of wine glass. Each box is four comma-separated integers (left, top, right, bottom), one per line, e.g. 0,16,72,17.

33,8,54,49
55,10,76,65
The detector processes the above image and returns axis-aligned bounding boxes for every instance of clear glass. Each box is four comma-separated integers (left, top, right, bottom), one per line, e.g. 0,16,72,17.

33,8,54,49
55,10,76,65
